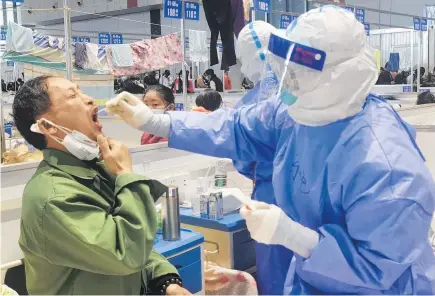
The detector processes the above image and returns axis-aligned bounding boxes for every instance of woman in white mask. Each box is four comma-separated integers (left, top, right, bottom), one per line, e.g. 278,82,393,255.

141,84,175,145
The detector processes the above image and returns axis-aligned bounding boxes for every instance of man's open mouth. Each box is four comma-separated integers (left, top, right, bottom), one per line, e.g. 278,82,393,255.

92,107,103,131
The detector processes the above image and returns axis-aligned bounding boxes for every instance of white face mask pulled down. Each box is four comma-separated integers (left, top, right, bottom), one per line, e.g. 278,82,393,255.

31,119,100,161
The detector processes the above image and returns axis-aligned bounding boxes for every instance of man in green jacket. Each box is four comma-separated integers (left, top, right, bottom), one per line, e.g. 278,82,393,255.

12,76,191,295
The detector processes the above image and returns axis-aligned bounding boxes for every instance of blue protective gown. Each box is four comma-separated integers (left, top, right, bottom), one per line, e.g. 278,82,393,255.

168,94,435,294
232,86,294,295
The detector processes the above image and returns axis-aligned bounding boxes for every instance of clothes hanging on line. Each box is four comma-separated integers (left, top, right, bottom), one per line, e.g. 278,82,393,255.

4,22,181,75
106,33,183,77
232,0,245,38
202,0,237,70
374,49,381,71
188,30,208,63
83,43,101,70
243,0,252,21
110,44,134,67
389,53,400,72
48,36,65,51
6,21,34,53
74,43,87,69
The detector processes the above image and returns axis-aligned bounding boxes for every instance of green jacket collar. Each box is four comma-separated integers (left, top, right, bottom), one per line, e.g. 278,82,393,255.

43,149,97,180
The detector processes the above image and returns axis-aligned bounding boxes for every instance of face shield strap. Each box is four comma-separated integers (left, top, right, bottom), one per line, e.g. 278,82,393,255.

268,33,327,72
249,22,266,61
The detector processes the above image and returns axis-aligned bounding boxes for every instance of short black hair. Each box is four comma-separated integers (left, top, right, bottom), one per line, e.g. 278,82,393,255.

417,92,435,105
145,84,175,106
195,89,222,111
204,69,215,76
12,75,52,150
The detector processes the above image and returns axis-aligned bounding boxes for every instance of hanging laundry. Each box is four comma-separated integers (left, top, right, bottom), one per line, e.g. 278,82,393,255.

106,33,183,77
388,53,400,72
33,33,50,48
6,21,34,53
232,0,245,38
374,49,381,71
48,36,58,49
84,43,102,70
109,44,134,67
189,30,208,63
243,0,252,21
202,0,237,70
57,38,65,51
74,43,87,69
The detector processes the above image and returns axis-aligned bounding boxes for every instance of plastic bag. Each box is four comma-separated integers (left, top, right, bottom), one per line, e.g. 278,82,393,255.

2,145,43,165
204,261,257,295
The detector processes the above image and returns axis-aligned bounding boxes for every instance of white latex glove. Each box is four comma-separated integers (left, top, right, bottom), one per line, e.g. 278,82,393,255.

240,201,319,258
105,91,170,137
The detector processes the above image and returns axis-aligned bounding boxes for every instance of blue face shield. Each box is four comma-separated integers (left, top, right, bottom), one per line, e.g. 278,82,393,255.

247,22,281,100
264,25,326,106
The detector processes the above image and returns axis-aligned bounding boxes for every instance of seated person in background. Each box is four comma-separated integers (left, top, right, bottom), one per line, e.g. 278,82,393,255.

142,84,175,145
195,73,209,88
116,75,144,94
376,67,393,85
393,70,409,85
422,71,435,87
143,71,160,90
194,89,223,112
204,69,223,92
172,70,194,94
161,70,173,88
13,76,190,295
417,91,435,105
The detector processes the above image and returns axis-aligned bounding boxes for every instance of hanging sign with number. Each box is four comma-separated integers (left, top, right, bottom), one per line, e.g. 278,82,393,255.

254,0,271,13
355,8,365,23
1,27,6,41
111,34,123,44
164,0,182,19
280,15,293,29
185,1,199,20
421,19,428,31
98,33,110,44
364,23,370,36
413,17,421,31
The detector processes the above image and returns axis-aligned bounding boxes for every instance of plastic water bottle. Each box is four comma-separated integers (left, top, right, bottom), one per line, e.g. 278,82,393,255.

192,180,203,216
208,193,218,220
200,193,209,219
198,177,209,218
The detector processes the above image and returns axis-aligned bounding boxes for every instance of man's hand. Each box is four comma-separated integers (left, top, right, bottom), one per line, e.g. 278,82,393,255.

165,284,191,295
97,135,133,176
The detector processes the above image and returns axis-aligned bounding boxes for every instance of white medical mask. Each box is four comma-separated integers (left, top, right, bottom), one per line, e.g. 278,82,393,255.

151,109,165,114
31,119,100,161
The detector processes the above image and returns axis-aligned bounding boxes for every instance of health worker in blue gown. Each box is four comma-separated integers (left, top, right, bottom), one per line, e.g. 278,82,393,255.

106,6,435,294
231,20,294,295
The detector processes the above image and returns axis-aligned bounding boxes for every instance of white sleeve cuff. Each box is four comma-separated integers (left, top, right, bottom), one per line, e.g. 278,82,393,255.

138,114,171,138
